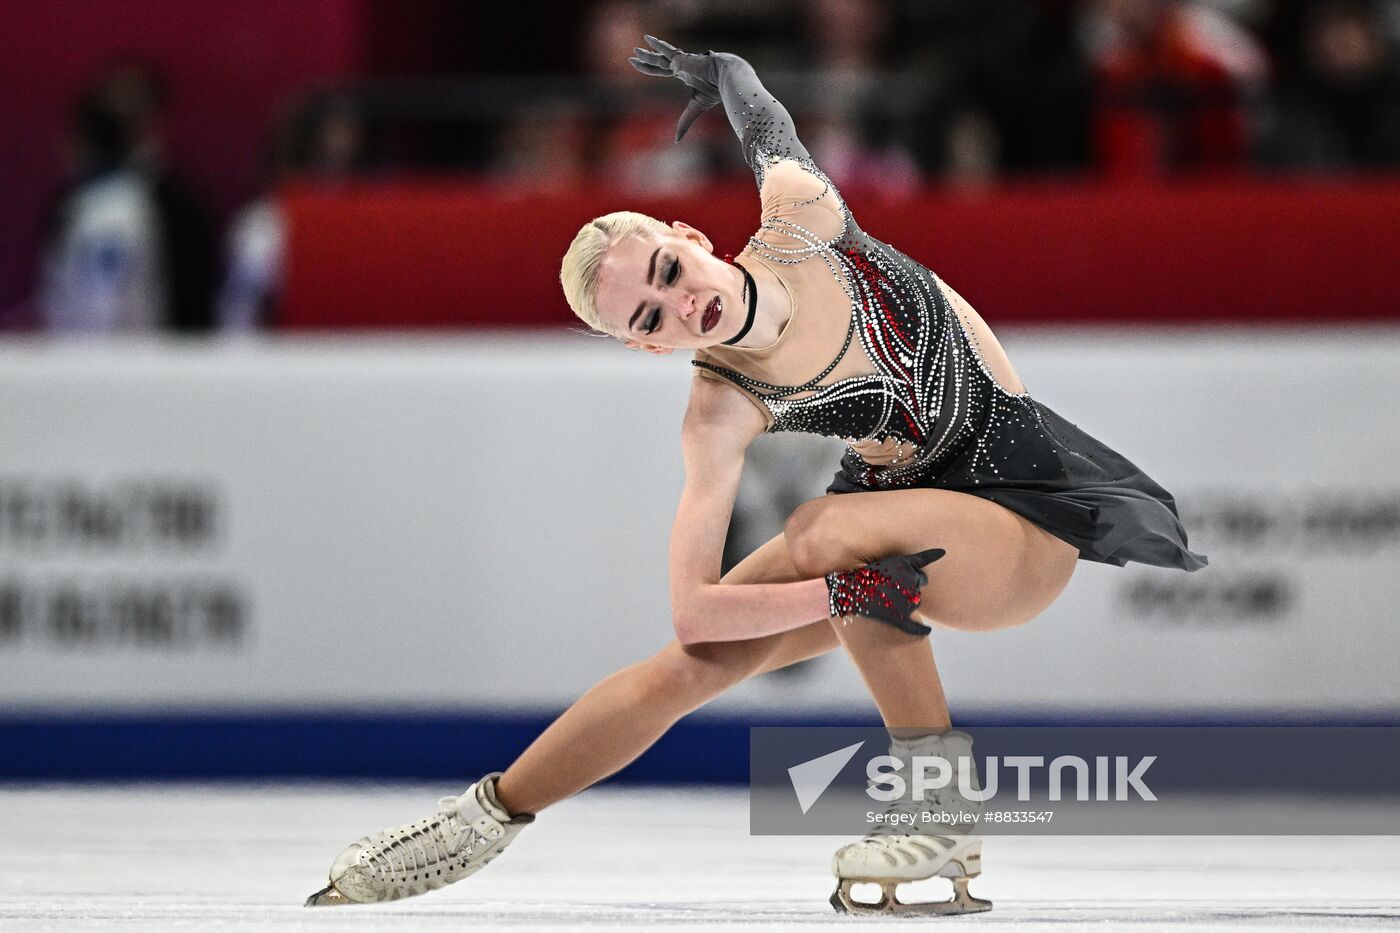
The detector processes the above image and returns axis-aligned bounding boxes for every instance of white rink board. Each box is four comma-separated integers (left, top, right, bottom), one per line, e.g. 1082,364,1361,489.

1,329,1398,716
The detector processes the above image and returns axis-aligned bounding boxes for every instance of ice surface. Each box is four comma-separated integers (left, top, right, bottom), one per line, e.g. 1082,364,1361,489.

2,784,1398,931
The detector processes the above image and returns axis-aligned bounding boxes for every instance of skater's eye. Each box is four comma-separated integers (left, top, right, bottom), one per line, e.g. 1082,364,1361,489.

666,260,680,285
643,308,661,334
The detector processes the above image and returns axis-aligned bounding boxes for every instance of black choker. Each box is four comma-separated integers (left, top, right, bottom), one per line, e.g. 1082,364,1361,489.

721,262,758,346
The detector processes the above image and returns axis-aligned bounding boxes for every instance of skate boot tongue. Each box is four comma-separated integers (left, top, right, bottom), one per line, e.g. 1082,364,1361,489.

478,772,518,820
880,730,981,835
890,730,974,762
451,772,530,825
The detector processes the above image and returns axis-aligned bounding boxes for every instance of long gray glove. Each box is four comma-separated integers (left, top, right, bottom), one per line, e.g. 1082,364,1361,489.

629,34,722,142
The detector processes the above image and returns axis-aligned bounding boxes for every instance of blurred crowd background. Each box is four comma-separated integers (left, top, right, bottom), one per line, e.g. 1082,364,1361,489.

3,0,1400,334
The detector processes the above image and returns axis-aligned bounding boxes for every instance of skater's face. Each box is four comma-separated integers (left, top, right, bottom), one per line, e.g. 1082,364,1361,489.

594,222,747,353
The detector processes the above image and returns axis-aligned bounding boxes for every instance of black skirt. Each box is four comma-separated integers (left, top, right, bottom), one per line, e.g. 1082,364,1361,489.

826,392,1208,572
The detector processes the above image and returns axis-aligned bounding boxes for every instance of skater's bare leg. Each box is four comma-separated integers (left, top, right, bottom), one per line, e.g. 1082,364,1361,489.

785,488,1075,915
828,615,952,731
495,533,836,816
784,488,1078,729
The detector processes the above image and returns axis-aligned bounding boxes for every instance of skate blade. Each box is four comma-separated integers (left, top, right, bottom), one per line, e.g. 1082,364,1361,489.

830,876,992,916
304,883,354,907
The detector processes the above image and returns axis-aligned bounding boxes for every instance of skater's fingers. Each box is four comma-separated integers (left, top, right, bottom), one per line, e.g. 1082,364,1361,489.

644,34,682,55
909,612,934,633
675,96,711,141
912,547,946,567
632,47,671,69
872,612,932,637
629,57,672,77
899,612,933,636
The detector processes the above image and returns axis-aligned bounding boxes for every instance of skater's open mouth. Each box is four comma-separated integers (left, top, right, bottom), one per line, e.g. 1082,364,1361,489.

701,296,722,334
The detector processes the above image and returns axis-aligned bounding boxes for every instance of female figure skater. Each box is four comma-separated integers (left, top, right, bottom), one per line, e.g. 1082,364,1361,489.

307,37,1206,916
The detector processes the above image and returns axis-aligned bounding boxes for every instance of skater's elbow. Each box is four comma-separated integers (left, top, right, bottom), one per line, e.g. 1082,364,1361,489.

671,598,721,646
671,609,705,646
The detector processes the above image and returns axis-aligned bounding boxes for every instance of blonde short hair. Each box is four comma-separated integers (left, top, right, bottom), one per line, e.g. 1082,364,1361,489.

560,211,672,335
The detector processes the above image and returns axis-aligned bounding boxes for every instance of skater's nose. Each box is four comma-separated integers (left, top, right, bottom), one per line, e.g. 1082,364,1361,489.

670,292,697,320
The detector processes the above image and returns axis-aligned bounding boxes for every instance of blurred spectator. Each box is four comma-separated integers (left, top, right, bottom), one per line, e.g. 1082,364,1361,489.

799,0,923,197
480,0,701,193
588,0,706,193
976,0,1094,178
36,65,218,334
37,88,164,332
215,184,286,333
486,103,591,194
1082,0,1269,178
217,101,370,331
1263,1,1400,169
863,1,1093,185
90,64,219,331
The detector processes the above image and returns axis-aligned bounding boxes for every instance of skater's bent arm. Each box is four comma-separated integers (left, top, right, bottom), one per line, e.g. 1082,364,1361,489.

668,379,830,645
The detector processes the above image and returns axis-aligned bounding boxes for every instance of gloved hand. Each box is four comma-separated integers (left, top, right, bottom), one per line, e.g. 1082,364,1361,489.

825,548,945,636
628,34,722,142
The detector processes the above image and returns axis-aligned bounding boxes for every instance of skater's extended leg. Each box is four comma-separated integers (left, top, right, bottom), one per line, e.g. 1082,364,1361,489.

495,532,837,816
310,532,836,907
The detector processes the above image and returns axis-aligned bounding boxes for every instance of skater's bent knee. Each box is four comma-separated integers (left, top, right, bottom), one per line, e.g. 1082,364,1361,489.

642,642,752,708
785,499,863,577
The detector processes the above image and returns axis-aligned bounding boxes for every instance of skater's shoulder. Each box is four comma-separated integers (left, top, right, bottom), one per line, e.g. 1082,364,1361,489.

758,158,846,224
751,158,848,255
682,370,769,446
759,158,828,203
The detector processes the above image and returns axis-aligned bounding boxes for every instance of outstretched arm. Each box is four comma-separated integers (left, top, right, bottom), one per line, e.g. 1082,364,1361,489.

631,36,814,188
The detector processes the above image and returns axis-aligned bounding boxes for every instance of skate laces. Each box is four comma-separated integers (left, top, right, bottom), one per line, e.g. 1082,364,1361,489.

367,799,482,881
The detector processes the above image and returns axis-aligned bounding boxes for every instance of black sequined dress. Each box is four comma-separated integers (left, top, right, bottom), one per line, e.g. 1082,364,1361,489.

690,54,1206,571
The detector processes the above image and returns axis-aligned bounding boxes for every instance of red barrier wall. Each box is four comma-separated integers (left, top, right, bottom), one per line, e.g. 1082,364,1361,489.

281,178,1400,328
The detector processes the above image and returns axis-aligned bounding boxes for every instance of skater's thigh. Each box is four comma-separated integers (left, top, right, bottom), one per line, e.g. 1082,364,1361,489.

667,532,838,678
787,488,1078,632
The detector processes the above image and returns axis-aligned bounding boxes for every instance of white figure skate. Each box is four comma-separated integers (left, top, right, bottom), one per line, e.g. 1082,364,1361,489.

830,731,991,916
305,772,532,906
